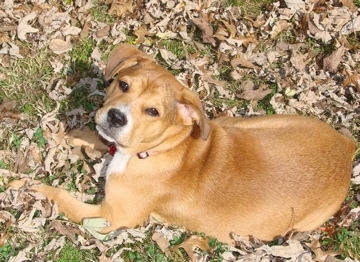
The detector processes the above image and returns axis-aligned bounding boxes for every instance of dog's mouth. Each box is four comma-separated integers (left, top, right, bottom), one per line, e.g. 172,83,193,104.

96,124,131,151
96,125,115,143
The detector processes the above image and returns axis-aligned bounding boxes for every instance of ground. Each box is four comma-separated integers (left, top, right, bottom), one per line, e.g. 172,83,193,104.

0,0,359,261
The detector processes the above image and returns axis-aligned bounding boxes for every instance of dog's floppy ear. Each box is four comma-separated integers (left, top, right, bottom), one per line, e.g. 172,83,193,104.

177,88,210,140
105,44,152,82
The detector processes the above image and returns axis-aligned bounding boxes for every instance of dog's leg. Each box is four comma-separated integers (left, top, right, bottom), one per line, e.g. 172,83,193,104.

8,179,102,223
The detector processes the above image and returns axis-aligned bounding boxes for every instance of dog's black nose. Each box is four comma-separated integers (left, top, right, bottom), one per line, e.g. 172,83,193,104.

107,108,127,127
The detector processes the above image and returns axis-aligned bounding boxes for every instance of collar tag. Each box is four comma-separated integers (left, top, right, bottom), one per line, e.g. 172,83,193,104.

137,152,149,159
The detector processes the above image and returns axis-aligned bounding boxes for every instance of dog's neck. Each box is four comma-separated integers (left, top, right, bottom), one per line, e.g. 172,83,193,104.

109,144,150,159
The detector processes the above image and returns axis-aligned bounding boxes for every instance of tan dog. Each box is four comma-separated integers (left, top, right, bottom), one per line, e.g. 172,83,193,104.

10,44,356,244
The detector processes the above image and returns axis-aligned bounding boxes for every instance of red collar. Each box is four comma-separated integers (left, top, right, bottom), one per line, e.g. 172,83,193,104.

109,144,149,159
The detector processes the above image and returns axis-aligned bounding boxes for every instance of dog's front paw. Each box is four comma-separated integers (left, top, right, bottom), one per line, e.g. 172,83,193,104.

7,178,41,190
7,178,32,190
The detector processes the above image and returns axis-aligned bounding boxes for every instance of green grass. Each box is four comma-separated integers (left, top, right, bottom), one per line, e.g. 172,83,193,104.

322,225,360,259
0,49,56,119
90,2,115,24
224,0,274,17
0,243,17,261
68,39,96,77
56,242,82,262
32,128,48,148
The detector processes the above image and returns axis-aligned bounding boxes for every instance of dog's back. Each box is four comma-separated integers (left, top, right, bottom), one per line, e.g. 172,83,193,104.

179,115,356,241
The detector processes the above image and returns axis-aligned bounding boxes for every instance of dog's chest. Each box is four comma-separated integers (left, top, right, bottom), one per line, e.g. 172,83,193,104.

106,150,131,177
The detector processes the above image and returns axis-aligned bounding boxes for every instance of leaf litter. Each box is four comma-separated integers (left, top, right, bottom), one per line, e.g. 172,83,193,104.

0,0,360,261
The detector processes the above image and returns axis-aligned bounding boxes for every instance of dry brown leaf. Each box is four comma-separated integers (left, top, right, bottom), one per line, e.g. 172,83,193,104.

49,39,72,54
108,0,133,17
0,99,16,112
14,150,29,174
306,235,340,261
17,12,39,41
50,220,77,242
95,25,110,39
62,26,81,36
341,0,358,12
152,232,171,255
231,56,259,70
221,19,237,38
191,15,215,45
237,80,272,101
80,21,91,39
213,26,228,41
342,68,360,92
284,0,306,11
269,240,311,259
323,46,347,73
270,20,291,39
252,13,267,28
134,25,148,44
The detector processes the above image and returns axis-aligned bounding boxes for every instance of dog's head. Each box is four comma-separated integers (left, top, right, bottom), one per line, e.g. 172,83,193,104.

95,44,210,155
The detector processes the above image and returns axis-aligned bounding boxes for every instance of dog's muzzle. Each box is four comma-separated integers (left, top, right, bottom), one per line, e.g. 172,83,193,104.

107,108,127,128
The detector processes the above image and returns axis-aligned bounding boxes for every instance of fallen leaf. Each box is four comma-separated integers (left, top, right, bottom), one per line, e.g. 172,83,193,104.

134,25,148,44
231,56,259,69
341,0,357,12
306,234,340,261
108,0,133,17
323,46,347,73
0,99,16,112
49,39,72,54
152,232,171,255
192,14,216,45
17,12,39,41
270,20,291,39
95,25,111,39
237,80,272,101
270,240,311,259
284,0,306,11
50,220,77,243
62,26,81,36
342,68,360,92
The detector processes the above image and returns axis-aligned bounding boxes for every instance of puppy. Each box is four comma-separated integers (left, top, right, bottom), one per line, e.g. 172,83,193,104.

9,44,356,244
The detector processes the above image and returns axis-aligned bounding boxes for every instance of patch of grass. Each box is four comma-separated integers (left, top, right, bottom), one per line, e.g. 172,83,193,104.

0,160,8,169
68,86,94,112
160,39,195,60
0,49,56,119
55,242,84,262
224,0,275,17
55,241,93,262
211,93,247,111
32,127,48,148
68,39,96,77
322,224,360,259
90,2,115,24
257,83,277,114
0,243,17,261
10,133,22,149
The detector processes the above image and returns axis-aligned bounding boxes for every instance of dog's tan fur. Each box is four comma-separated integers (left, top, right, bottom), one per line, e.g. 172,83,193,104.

9,44,356,244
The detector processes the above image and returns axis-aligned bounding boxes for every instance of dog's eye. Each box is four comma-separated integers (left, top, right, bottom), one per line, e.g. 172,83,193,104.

145,108,159,117
119,80,129,92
